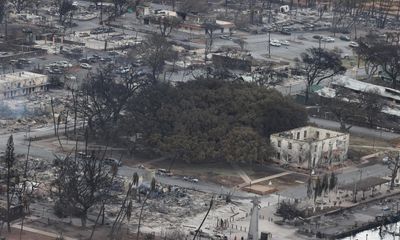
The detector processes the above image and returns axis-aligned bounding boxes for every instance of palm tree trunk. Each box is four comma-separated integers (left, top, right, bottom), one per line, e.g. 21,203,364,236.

136,194,149,240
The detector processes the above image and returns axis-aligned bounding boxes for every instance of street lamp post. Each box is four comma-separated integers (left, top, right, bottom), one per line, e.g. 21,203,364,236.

277,193,280,207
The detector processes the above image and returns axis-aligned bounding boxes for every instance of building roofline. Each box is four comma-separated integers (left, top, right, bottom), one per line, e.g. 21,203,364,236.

270,125,349,142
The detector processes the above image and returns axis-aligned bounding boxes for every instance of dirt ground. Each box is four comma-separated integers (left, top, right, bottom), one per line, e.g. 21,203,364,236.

2,227,55,240
13,219,161,240
242,163,285,180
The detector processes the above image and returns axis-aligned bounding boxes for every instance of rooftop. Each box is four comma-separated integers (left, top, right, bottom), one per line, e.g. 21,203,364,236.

0,71,47,84
332,76,400,102
271,126,347,142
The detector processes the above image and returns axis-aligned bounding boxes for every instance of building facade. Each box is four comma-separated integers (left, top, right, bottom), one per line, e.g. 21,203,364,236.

270,126,349,169
0,71,49,99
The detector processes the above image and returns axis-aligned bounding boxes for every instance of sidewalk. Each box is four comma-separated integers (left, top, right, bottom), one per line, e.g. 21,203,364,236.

237,172,292,189
12,224,77,240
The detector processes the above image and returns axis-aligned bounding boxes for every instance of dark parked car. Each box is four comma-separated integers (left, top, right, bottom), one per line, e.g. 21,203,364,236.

100,57,113,62
87,56,98,63
280,30,292,35
90,27,115,34
313,35,323,40
339,35,351,41
79,57,90,63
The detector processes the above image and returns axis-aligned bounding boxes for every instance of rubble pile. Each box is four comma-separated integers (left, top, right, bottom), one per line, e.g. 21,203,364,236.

110,186,219,232
0,92,72,132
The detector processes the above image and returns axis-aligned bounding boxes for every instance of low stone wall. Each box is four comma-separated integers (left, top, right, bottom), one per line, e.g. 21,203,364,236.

302,191,400,239
329,214,400,239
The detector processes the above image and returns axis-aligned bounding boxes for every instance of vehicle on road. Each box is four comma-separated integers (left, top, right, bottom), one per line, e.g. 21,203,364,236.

52,68,64,74
183,176,199,183
342,54,350,59
280,30,291,35
80,63,92,69
339,35,351,41
78,32,90,37
103,157,122,167
100,57,113,62
79,57,90,63
281,40,290,46
270,40,281,47
219,35,232,40
18,58,32,64
157,168,173,176
117,66,130,74
383,206,391,212
382,156,389,164
322,37,335,42
58,61,72,68
90,27,115,34
77,151,92,159
65,75,77,82
349,41,359,48
190,178,199,183
313,35,323,40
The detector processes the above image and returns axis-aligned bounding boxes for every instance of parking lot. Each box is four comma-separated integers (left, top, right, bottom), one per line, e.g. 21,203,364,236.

214,31,358,61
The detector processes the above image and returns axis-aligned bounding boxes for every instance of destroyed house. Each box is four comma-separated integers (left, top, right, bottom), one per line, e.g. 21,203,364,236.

0,71,49,99
270,126,349,169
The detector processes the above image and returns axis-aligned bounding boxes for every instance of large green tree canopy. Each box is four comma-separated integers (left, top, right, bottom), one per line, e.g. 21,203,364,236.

132,78,307,163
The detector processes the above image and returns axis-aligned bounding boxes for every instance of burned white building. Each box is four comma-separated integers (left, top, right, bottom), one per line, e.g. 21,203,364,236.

270,126,349,169
0,71,49,99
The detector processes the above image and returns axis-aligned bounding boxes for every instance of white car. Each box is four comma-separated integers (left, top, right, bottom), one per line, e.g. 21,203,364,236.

383,156,389,164
270,40,281,47
349,41,359,48
80,63,92,69
322,37,335,42
281,40,290,46
219,35,232,40
59,61,72,68
190,178,199,183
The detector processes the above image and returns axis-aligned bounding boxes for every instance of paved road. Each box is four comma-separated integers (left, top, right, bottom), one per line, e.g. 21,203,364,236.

213,31,356,61
0,125,255,199
309,117,400,140
0,115,396,200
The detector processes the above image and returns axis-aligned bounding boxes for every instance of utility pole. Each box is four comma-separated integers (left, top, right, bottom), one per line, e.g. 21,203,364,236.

4,9,8,41
250,0,255,24
268,31,271,58
100,1,103,24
